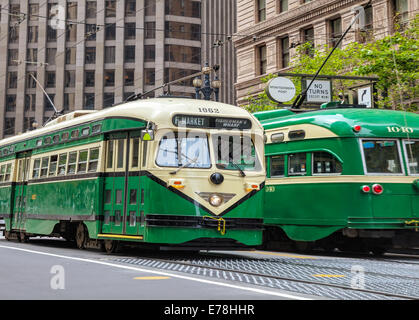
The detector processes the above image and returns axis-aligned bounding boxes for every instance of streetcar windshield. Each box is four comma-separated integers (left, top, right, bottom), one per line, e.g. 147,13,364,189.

362,139,402,174
212,134,261,172
404,140,419,174
156,132,211,168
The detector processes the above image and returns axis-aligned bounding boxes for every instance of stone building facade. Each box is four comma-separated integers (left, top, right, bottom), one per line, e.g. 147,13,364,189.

233,0,418,106
0,0,236,138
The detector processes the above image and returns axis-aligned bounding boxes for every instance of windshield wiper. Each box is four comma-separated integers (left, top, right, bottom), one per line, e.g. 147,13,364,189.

170,156,199,175
229,159,246,177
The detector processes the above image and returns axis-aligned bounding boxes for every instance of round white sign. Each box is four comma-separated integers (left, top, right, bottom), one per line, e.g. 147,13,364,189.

265,77,296,103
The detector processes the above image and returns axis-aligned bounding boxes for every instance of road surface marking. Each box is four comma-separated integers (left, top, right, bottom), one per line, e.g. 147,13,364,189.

313,274,345,278
0,244,312,300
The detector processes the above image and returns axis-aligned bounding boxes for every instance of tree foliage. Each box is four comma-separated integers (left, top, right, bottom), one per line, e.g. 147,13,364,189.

245,15,419,112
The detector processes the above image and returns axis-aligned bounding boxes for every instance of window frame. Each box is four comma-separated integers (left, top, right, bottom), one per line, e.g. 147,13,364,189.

311,151,343,176
360,138,405,176
402,139,419,176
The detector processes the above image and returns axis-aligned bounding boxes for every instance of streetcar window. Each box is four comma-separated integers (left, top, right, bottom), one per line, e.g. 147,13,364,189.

270,155,285,177
92,124,102,134
156,132,211,168
213,134,260,172
77,150,88,173
81,127,90,136
106,141,114,169
116,139,125,169
105,190,112,204
88,148,99,172
404,140,419,175
5,163,12,181
71,130,79,139
362,139,402,174
61,132,69,141
67,151,77,174
129,211,136,227
32,159,41,179
53,135,60,143
0,165,5,181
271,133,284,143
49,155,58,176
129,189,137,204
40,157,49,177
115,190,122,204
288,153,306,176
57,153,67,176
44,137,52,144
104,210,110,225
131,138,140,168
36,139,42,147
312,152,342,175
114,210,121,226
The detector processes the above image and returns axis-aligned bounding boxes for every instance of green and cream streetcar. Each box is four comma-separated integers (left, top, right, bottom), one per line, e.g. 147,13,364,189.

255,106,419,253
1,98,265,252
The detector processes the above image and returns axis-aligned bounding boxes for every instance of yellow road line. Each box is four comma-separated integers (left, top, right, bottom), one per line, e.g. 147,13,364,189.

313,274,345,278
134,276,170,280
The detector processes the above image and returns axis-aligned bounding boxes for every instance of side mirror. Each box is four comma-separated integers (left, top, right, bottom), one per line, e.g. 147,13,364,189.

141,129,154,141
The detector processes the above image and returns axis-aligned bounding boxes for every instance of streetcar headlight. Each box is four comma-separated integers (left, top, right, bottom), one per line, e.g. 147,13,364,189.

209,194,223,207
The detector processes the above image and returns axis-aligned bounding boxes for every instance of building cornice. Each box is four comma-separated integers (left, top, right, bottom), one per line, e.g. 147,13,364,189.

234,0,370,48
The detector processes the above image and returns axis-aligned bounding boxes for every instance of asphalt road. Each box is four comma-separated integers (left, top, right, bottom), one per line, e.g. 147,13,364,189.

0,237,317,301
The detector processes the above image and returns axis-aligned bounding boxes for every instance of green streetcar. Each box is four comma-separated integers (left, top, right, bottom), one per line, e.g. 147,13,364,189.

254,106,419,254
1,98,265,252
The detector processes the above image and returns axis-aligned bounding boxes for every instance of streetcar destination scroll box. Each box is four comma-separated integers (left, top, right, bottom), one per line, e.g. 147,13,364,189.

172,115,252,129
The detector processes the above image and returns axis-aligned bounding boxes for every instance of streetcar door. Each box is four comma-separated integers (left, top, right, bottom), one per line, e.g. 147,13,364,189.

103,133,127,234
125,133,142,236
12,153,31,231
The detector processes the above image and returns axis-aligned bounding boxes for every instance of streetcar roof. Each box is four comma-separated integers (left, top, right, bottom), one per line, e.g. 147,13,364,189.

256,108,419,138
0,98,262,147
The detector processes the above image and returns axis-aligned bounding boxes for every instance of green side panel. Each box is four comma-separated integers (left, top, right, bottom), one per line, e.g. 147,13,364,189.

102,118,146,133
264,181,419,241
0,186,12,217
141,175,264,246
280,225,343,242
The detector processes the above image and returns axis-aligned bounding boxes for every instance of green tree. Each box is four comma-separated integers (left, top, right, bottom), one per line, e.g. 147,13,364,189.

245,15,419,112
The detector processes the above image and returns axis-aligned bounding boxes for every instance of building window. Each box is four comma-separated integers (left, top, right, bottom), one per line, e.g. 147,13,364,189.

65,71,75,87
7,72,17,89
46,72,56,88
145,0,156,16
28,26,38,43
124,69,135,86
46,48,57,65
66,47,76,64
145,22,156,39
27,49,38,62
145,69,155,85
330,17,342,48
105,23,116,40
104,70,115,87
66,24,77,41
104,93,115,108
85,71,95,87
105,1,116,17
86,2,97,18
47,25,57,42
4,118,15,136
124,46,136,63
8,49,19,66
6,95,16,112
105,46,116,63
394,0,408,29
25,94,36,111
67,2,77,20
85,24,97,41
279,0,288,13
84,93,95,110
125,23,136,39
85,47,96,64
281,37,289,68
126,0,136,16
45,94,56,111
29,4,39,20
64,93,75,111
257,0,266,22
26,72,37,88
144,45,155,62
258,45,267,75
9,26,19,43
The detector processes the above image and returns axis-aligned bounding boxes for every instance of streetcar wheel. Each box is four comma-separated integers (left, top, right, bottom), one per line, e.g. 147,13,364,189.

19,232,29,243
294,241,314,253
101,239,119,254
75,223,88,249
